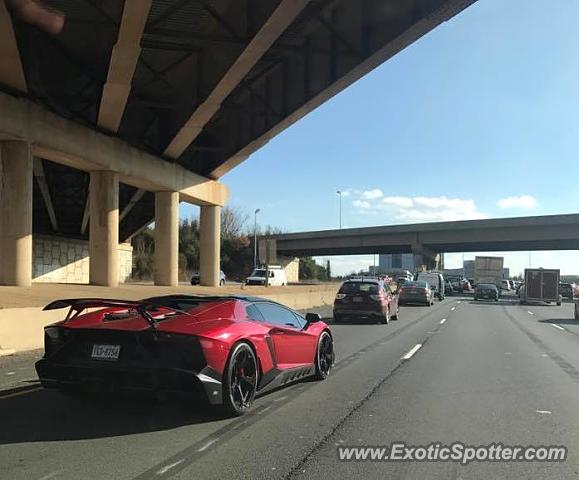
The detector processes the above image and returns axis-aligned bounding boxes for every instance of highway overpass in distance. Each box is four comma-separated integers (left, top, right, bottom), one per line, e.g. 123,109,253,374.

264,214,579,266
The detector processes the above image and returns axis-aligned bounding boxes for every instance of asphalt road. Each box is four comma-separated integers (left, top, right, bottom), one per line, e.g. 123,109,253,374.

2,297,579,479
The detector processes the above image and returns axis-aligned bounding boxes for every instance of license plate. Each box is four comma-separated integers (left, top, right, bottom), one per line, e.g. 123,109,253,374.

353,296,363,303
91,344,121,361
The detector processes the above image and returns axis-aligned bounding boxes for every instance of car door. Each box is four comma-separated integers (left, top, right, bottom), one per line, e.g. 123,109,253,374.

255,302,317,369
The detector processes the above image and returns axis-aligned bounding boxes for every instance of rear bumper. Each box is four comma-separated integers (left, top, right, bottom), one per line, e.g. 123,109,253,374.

333,306,384,317
474,292,498,300
36,359,223,404
399,295,429,305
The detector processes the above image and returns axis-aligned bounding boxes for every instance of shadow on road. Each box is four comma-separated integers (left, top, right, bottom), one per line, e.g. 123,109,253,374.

538,318,578,326
0,390,227,444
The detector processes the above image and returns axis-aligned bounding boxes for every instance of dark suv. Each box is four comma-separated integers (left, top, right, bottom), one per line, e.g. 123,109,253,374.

333,279,398,324
474,283,499,301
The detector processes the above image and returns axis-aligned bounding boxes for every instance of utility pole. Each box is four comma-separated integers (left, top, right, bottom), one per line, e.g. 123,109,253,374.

253,208,260,269
336,190,342,229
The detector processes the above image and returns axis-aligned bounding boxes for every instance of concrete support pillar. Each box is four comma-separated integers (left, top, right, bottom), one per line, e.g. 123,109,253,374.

154,191,179,286
89,171,119,286
0,141,33,286
199,205,221,287
412,244,438,272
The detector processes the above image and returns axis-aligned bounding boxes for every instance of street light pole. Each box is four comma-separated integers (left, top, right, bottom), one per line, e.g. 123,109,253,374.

336,190,342,229
253,208,260,269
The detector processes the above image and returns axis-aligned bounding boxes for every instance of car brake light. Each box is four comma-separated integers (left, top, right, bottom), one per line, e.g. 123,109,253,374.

336,293,346,300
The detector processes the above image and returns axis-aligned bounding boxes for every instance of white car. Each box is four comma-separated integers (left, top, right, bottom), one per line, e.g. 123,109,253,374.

246,267,287,286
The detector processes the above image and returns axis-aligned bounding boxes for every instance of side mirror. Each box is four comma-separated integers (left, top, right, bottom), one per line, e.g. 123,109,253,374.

304,312,321,328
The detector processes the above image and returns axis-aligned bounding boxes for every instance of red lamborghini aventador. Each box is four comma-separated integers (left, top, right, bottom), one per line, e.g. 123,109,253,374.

35,295,334,416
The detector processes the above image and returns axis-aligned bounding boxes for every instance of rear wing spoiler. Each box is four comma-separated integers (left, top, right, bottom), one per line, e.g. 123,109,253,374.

43,298,192,329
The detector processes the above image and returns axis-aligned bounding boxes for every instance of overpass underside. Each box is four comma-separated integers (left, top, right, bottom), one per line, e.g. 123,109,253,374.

0,0,476,286
277,239,579,257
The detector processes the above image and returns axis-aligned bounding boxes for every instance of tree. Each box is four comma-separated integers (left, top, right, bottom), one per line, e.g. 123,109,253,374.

130,207,283,282
299,257,329,281
131,227,154,279
179,217,200,271
222,206,249,239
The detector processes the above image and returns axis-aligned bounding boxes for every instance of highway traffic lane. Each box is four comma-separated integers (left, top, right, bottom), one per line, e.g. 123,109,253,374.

0,300,453,480
162,300,456,480
500,302,579,383
290,299,579,479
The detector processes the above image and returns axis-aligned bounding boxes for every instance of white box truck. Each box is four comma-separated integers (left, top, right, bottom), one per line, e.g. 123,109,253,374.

474,256,504,289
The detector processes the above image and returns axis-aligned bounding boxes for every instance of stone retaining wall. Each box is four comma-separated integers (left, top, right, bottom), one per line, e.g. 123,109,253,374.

32,235,132,283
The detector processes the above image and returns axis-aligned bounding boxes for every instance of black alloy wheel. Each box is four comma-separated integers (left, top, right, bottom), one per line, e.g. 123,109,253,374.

223,343,258,416
314,332,334,380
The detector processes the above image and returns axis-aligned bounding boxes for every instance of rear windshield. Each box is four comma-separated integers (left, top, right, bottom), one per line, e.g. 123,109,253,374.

339,282,380,294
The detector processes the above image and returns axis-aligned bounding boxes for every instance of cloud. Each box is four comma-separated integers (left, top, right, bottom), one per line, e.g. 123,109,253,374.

413,196,476,211
497,195,538,209
352,199,372,209
382,196,414,208
397,208,487,222
362,189,383,200
350,190,487,223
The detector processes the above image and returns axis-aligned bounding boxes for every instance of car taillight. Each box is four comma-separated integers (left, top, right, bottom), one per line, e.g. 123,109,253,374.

44,326,70,356
336,293,346,300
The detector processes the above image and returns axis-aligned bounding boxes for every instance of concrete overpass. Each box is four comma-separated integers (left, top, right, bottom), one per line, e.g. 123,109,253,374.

265,214,579,269
0,0,477,287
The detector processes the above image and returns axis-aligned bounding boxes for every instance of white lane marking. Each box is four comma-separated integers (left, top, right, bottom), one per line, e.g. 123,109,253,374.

402,344,422,360
38,472,60,480
197,438,218,453
5,371,15,376
156,459,185,475
440,318,447,325
451,307,456,311
527,311,534,315
536,410,552,415
457,301,462,304
551,324,565,331
541,354,549,357
504,352,512,355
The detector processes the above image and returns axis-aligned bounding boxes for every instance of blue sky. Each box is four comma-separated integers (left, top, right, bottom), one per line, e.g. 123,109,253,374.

182,0,579,276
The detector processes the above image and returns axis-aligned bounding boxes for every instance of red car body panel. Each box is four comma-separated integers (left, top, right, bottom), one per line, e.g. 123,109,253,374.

35,296,332,404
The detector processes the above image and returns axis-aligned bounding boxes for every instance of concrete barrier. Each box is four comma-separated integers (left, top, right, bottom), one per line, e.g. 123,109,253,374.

0,284,339,354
